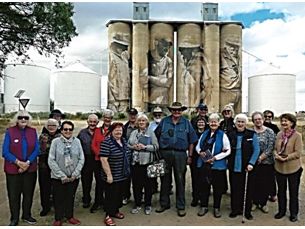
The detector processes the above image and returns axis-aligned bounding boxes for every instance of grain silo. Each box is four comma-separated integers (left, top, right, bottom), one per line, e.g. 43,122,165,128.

4,63,51,112
53,61,101,113
248,68,296,116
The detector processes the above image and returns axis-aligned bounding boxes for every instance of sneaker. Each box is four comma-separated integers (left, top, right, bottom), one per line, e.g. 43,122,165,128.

52,220,62,226
22,216,37,225
260,205,269,213
144,206,152,215
9,219,18,226
214,208,221,218
131,206,141,214
251,204,257,211
177,209,186,217
67,217,81,225
197,207,208,217
122,198,129,205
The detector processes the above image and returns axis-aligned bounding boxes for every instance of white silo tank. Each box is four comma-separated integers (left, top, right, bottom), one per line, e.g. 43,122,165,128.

53,62,101,113
248,70,296,117
4,63,50,112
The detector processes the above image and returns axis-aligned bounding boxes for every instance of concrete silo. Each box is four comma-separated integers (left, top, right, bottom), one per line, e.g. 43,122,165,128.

248,70,296,116
4,63,51,112
53,62,101,113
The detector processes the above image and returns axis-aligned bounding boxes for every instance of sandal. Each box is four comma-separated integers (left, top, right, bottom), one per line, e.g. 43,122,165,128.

114,212,125,219
104,216,116,226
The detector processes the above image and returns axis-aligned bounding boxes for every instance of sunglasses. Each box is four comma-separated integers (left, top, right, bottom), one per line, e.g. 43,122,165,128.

171,109,182,112
17,116,29,120
264,115,273,118
199,108,208,111
63,128,73,132
154,114,162,117
224,110,231,112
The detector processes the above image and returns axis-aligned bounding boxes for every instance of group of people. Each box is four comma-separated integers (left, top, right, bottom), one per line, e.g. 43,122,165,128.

2,103,303,226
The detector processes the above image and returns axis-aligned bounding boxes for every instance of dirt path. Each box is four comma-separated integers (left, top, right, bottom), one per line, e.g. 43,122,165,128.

0,120,304,226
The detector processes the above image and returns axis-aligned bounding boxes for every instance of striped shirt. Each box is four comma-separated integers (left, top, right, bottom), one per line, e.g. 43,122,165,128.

100,136,131,182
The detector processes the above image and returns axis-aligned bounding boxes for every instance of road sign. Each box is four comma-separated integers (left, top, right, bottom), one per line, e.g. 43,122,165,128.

14,90,25,98
19,98,30,109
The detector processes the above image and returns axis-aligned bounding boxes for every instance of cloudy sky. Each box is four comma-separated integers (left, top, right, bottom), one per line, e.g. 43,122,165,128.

25,1,305,111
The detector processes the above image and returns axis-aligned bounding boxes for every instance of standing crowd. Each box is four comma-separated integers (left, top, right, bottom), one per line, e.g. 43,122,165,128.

2,104,303,226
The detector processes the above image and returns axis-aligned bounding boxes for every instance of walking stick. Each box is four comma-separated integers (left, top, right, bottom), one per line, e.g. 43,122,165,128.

242,171,249,224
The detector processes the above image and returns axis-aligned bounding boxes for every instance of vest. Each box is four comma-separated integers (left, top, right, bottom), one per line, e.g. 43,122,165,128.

4,126,38,174
227,128,255,172
197,129,227,170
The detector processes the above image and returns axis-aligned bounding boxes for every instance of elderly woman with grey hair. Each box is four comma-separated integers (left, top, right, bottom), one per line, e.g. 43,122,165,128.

128,113,159,215
195,113,231,218
251,111,276,214
48,121,84,226
2,110,39,226
38,118,61,217
227,113,260,220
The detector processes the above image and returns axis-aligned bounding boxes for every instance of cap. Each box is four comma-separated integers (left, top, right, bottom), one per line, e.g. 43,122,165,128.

128,108,138,115
197,103,208,111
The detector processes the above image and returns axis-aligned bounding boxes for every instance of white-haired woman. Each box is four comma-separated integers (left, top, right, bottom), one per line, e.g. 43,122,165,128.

227,113,260,220
196,113,231,218
2,110,39,226
38,118,61,217
128,114,159,215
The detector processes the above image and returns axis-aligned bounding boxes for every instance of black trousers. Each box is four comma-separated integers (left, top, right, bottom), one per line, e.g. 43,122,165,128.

103,180,124,216
81,154,104,205
198,167,227,209
253,164,274,206
230,171,254,216
190,156,200,202
275,168,303,216
131,164,153,207
52,178,79,221
6,171,37,221
38,167,52,211
269,165,277,197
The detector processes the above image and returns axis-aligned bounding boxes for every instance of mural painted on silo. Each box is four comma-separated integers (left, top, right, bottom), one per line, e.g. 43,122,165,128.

177,23,204,109
220,24,242,113
108,23,131,113
147,23,174,110
106,21,242,113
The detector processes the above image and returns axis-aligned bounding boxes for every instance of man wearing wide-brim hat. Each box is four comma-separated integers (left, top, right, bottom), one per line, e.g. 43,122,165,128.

155,102,198,217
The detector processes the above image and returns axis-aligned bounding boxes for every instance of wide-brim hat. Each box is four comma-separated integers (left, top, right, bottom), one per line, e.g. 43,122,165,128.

49,109,66,119
167,102,187,111
153,106,163,113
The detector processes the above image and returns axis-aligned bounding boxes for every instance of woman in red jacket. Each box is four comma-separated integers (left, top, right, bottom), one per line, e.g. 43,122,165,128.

90,109,113,212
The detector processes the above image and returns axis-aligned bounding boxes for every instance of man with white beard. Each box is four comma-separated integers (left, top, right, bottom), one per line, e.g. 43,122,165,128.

148,106,163,132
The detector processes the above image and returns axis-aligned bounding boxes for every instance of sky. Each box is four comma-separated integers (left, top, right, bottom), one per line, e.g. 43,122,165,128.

11,1,305,111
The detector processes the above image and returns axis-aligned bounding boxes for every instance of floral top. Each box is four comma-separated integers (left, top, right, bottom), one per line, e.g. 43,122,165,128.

256,127,276,165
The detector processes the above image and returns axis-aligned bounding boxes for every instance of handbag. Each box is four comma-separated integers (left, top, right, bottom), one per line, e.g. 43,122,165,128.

147,150,166,178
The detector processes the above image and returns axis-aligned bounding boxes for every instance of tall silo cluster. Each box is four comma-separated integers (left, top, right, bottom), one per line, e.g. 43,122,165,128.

4,64,51,113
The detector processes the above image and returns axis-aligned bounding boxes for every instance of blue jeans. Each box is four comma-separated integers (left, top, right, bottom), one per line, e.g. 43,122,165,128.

159,150,187,210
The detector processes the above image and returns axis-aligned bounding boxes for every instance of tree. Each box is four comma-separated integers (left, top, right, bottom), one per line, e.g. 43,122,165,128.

0,2,77,77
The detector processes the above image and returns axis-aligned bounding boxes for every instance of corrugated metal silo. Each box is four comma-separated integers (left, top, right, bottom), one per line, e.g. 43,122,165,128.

53,62,101,113
248,69,296,116
4,63,51,112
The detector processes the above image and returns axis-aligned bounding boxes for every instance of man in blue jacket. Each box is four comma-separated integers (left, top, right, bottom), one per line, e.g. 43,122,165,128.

155,102,198,217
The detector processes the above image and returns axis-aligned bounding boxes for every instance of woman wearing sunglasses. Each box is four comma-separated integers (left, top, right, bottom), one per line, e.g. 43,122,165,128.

48,120,84,226
2,110,39,226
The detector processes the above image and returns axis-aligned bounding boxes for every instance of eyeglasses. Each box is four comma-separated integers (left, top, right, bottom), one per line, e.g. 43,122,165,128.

17,116,29,120
63,128,73,132
264,115,273,118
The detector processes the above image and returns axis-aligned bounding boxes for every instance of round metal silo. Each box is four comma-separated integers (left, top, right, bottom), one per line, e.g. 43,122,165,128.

248,72,296,116
53,62,101,113
4,63,51,112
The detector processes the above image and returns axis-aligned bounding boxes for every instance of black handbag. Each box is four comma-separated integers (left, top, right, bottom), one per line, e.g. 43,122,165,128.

146,150,166,178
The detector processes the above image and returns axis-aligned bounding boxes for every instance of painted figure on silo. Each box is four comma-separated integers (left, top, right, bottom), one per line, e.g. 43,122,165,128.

220,38,241,112
178,43,205,109
108,34,131,113
147,38,173,110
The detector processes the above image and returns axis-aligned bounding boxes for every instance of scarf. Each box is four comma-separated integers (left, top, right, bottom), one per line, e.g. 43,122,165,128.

279,129,296,154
